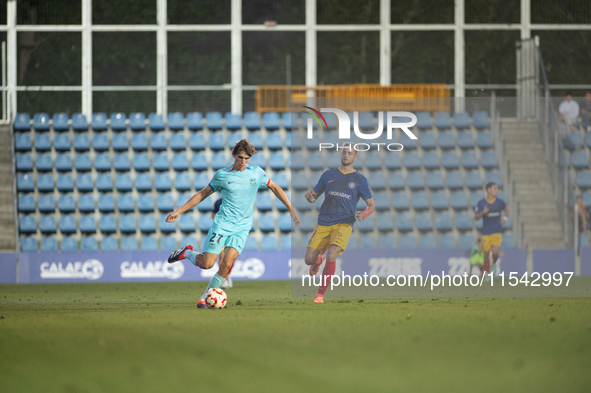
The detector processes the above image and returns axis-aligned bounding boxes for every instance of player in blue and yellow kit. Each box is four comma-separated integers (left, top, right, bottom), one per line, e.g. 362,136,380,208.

166,140,301,308
474,182,508,277
304,143,374,303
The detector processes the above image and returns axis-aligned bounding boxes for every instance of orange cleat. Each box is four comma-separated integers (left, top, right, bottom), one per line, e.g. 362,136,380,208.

313,295,324,303
197,299,208,309
309,254,325,276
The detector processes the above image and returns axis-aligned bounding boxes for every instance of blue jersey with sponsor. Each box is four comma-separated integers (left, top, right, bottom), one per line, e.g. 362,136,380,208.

208,165,270,232
313,168,372,227
475,197,506,235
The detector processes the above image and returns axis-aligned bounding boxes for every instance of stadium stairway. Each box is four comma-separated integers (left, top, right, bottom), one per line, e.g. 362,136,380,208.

0,123,16,251
502,120,565,248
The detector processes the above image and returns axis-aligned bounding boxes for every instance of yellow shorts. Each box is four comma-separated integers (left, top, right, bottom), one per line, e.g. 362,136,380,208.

482,233,502,252
307,224,352,254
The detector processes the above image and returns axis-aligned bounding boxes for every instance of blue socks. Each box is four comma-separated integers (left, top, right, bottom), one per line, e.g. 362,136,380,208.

202,273,226,299
185,250,199,266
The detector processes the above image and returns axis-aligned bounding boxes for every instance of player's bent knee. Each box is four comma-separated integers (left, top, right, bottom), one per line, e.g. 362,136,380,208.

201,253,219,269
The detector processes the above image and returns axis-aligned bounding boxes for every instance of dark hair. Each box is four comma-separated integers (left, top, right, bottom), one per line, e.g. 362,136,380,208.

485,182,497,190
565,92,573,97
232,139,256,157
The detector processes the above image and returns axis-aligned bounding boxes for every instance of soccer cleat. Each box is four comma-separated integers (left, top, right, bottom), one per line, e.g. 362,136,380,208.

309,254,325,276
197,300,208,309
167,245,193,263
313,295,324,303
220,277,233,289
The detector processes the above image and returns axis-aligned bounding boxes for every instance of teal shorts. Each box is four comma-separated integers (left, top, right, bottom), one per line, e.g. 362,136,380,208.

203,224,249,255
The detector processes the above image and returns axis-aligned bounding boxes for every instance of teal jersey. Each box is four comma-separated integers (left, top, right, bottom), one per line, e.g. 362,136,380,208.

207,164,270,233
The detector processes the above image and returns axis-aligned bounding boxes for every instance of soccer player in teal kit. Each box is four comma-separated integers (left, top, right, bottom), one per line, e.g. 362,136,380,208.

304,143,375,303
166,139,301,308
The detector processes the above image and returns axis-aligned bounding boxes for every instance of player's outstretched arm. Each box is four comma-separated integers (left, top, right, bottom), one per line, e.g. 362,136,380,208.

356,198,375,221
166,186,214,222
268,180,301,226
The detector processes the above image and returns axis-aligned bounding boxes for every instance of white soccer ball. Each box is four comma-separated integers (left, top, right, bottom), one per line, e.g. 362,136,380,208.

205,288,227,309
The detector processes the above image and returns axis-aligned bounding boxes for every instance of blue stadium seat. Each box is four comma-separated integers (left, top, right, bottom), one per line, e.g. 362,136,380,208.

15,134,32,151
399,234,417,249
404,152,420,169
193,173,209,190
52,134,71,152
187,112,203,130
281,112,294,130
209,132,225,150
250,153,266,169
150,153,167,171
150,132,167,151
299,213,315,232
577,171,591,188
81,237,98,251
56,174,73,192
19,237,36,251
583,191,591,207
249,131,264,150
435,212,453,231
134,173,151,192
470,191,485,208
376,214,394,231
121,236,138,251
227,131,242,148
357,112,375,130
396,212,413,231
586,133,591,149
268,152,284,170
280,234,291,250
458,234,475,249
392,192,409,210
172,153,189,171
357,215,374,232
262,112,280,130
435,112,451,129
273,172,288,190
37,174,55,192
365,154,382,170
206,112,222,130
504,234,516,248
291,152,305,170
485,171,502,188
54,154,71,172
388,173,405,190
110,113,127,131
211,153,227,170
18,194,36,213
170,132,186,151
60,237,78,252
445,171,462,189
140,236,158,251
472,111,490,129
149,113,164,131
379,234,396,249
114,154,130,171
77,194,95,212
14,113,31,131
450,191,468,210
417,132,436,150
189,154,206,172
373,192,390,210
139,215,156,233
36,154,53,172
197,197,213,212
416,111,432,129
420,233,437,249
39,194,56,212
178,215,195,232
400,132,418,149
442,152,459,169
72,113,88,131
477,131,494,149
416,212,433,231
412,192,429,210
290,132,301,150
238,236,255,251
278,213,292,231
438,233,456,248
454,212,472,231
131,133,148,151
136,194,153,212
256,193,273,211
34,113,50,131
119,214,136,233
98,194,115,212
571,151,589,169
115,173,133,192
462,151,479,169
157,193,174,212
101,236,118,251
161,235,179,250
40,237,58,252
431,191,448,210
20,215,37,233
466,171,483,190
173,173,190,191
407,171,425,190
95,174,112,192
79,215,96,233
59,215,76,233
480,151,498,169
129,112,146,131
265,132,282,150
16,154,33,171
34,134,51,151
155,174,171,191
359,234,376,250
457,132,474,149
368,172,385,190
168,112,184,131
94,153,111,171
426,171,444,190
198,214,213,232
453,112,471,129
112,133,128,151
99,215,117,233
422,152,439,170
438,132,455,149
91,113,107,131
117,193,135,212
225,113,242,130
258,214,275,232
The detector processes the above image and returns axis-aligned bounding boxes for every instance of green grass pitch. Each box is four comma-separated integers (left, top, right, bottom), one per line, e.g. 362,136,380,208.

1,280,590,393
